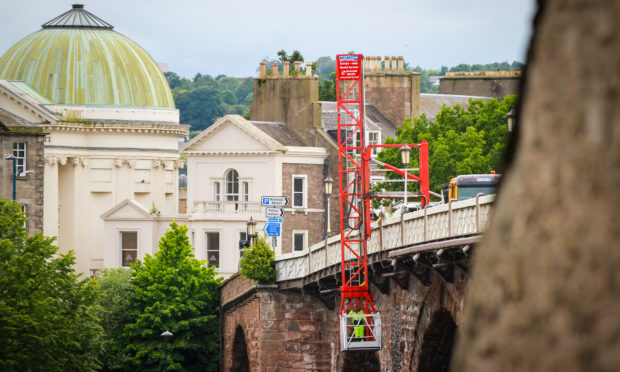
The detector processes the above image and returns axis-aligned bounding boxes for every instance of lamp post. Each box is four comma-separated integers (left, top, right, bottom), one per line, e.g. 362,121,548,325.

323,176,334,237
160,330,173,371
247,216,256,245
400,144,411,213
506,107,516,132
5,155,17,201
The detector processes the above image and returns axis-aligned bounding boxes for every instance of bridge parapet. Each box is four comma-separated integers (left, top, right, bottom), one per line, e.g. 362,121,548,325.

275,194,495,281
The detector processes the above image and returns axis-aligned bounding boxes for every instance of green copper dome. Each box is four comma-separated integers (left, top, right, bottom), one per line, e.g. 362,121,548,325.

0,5,174,108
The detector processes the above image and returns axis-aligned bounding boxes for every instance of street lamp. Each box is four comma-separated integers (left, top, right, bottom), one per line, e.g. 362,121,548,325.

247,216,256,244
5,155,16,201
506,107,516,132
400,144,411,212
323,176,334,237
160,330,173,371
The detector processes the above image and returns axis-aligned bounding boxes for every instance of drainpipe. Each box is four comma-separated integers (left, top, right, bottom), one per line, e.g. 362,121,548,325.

323,158,330,239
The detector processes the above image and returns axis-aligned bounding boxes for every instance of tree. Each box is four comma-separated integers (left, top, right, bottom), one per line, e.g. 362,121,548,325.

239,235,276,283
376,95,517,196
174,86,225,130
319,72,337,101
0,199,103,371
96,268,132,371
121,221,221,371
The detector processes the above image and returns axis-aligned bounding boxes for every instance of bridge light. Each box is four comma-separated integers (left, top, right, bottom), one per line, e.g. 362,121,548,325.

413,253,420,262
437,249,445,257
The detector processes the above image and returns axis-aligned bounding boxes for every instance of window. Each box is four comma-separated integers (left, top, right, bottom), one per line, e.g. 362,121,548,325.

13,143,26,175
225,169,239,201
292,175,307,208
21,204,27,230
293,230,308,252
121,231,138,267
239,231,247,242
355,131,361,155
243,182,249,202
214,182,221,201
368,131,380,156
206,232,220,268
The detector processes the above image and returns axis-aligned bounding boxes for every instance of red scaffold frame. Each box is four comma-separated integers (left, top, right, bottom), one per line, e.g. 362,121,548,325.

336,54,430,351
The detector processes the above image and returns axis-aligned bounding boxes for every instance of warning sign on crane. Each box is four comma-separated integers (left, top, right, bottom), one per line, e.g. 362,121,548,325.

337,54,362,80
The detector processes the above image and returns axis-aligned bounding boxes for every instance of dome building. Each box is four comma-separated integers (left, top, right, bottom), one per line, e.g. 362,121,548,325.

0,4,187,276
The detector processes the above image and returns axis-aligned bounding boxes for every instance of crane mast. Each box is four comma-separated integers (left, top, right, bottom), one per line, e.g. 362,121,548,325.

336,54,430,351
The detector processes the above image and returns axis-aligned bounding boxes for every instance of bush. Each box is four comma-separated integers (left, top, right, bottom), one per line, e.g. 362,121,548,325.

239,235,276,283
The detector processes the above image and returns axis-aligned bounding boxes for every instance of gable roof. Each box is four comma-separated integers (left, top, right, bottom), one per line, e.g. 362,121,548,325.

250,121,305,146
181,115,288,153
419,93,491,121
101,199,152,220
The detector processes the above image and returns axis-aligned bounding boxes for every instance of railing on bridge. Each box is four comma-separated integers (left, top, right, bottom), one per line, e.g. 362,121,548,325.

275,194,495,281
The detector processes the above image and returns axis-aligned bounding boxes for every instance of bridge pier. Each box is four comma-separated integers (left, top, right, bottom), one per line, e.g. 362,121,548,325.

220,264,469,371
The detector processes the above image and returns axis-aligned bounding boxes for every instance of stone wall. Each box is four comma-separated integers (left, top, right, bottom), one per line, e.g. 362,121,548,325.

220,267,469,371
0,130,45,233
364,71,420,126
439,74,521,99
281,163,326,253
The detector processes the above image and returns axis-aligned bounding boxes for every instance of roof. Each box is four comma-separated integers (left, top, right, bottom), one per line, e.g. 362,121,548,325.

0,5,174,109
42,4,114,29
250,121,305,146
320,101,394,138
0,107,35,127
419,93,492,121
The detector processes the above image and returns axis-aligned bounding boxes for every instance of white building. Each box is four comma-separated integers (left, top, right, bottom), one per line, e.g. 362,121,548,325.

0,5,187,276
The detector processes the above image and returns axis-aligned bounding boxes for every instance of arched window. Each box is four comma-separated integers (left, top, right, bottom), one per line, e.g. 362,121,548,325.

225,169,239,201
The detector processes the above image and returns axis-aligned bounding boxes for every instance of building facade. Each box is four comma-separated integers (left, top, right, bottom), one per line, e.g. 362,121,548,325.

0,5,187,276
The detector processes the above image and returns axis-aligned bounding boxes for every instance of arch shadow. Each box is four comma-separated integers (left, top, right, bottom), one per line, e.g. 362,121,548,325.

231,325,249,372
416,309,457,372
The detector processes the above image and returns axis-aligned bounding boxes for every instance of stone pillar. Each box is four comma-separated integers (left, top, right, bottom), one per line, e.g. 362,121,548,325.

272,63,278,76
305,62,313,77
43,156,59,238
283,61,289,77
259,62,266,77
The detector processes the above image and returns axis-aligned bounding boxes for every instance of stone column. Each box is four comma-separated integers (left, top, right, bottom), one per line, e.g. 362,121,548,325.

43,156,59,238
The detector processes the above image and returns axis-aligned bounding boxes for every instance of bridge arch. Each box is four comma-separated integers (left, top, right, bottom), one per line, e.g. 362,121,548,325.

415,309,457,372
231,325,249,372
342,350,380,371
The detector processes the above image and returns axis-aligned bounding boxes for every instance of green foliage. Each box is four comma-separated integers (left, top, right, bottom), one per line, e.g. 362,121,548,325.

239,235,276,283
319,71,337,101
377,95,518,195
121,221,222,371
96,268,132,371
0,199,103,371
175,86,226,131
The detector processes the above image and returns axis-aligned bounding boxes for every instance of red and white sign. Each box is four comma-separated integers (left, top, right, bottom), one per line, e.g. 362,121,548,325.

337,54,363,80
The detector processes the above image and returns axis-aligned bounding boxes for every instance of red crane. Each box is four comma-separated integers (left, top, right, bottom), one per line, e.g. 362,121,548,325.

335,54,430,351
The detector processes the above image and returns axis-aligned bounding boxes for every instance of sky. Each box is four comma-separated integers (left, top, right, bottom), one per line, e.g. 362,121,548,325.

0,0,536,78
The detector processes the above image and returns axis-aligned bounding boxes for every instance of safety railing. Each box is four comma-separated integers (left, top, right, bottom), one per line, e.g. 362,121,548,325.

340,312,382,351
275,194,495,281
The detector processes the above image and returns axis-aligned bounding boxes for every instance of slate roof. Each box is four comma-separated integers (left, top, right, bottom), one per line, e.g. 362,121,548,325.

250,121,306,147
419,93,491,121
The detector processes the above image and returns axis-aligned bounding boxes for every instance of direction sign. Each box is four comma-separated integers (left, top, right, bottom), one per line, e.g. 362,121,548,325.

261,196,290,207
265,207,284,218
263,222,281,237
267,218,283,224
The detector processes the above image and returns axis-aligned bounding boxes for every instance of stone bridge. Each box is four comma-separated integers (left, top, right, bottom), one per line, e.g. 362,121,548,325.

219,195,494,371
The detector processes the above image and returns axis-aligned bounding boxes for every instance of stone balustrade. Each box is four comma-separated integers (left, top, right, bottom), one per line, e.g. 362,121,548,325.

191,200,262,215
275,194,495,281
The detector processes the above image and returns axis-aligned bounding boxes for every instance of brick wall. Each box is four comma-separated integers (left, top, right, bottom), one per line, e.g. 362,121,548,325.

0,131,45,234
439,76,521,99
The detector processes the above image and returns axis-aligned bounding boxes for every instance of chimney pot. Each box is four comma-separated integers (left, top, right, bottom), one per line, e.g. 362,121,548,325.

398,56,404,71
294,61,301,73
384,56,390,71
283,61,289,77
259,61,266,77
305,62,313,77
272,62,279,77
391,56,397,70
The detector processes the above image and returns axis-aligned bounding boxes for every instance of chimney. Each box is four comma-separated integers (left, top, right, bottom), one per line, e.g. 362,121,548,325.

259,61,266,77
398,56,404,71
272,62,279,76
294,61,301,73
283,61,289,77
305,62,313,77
